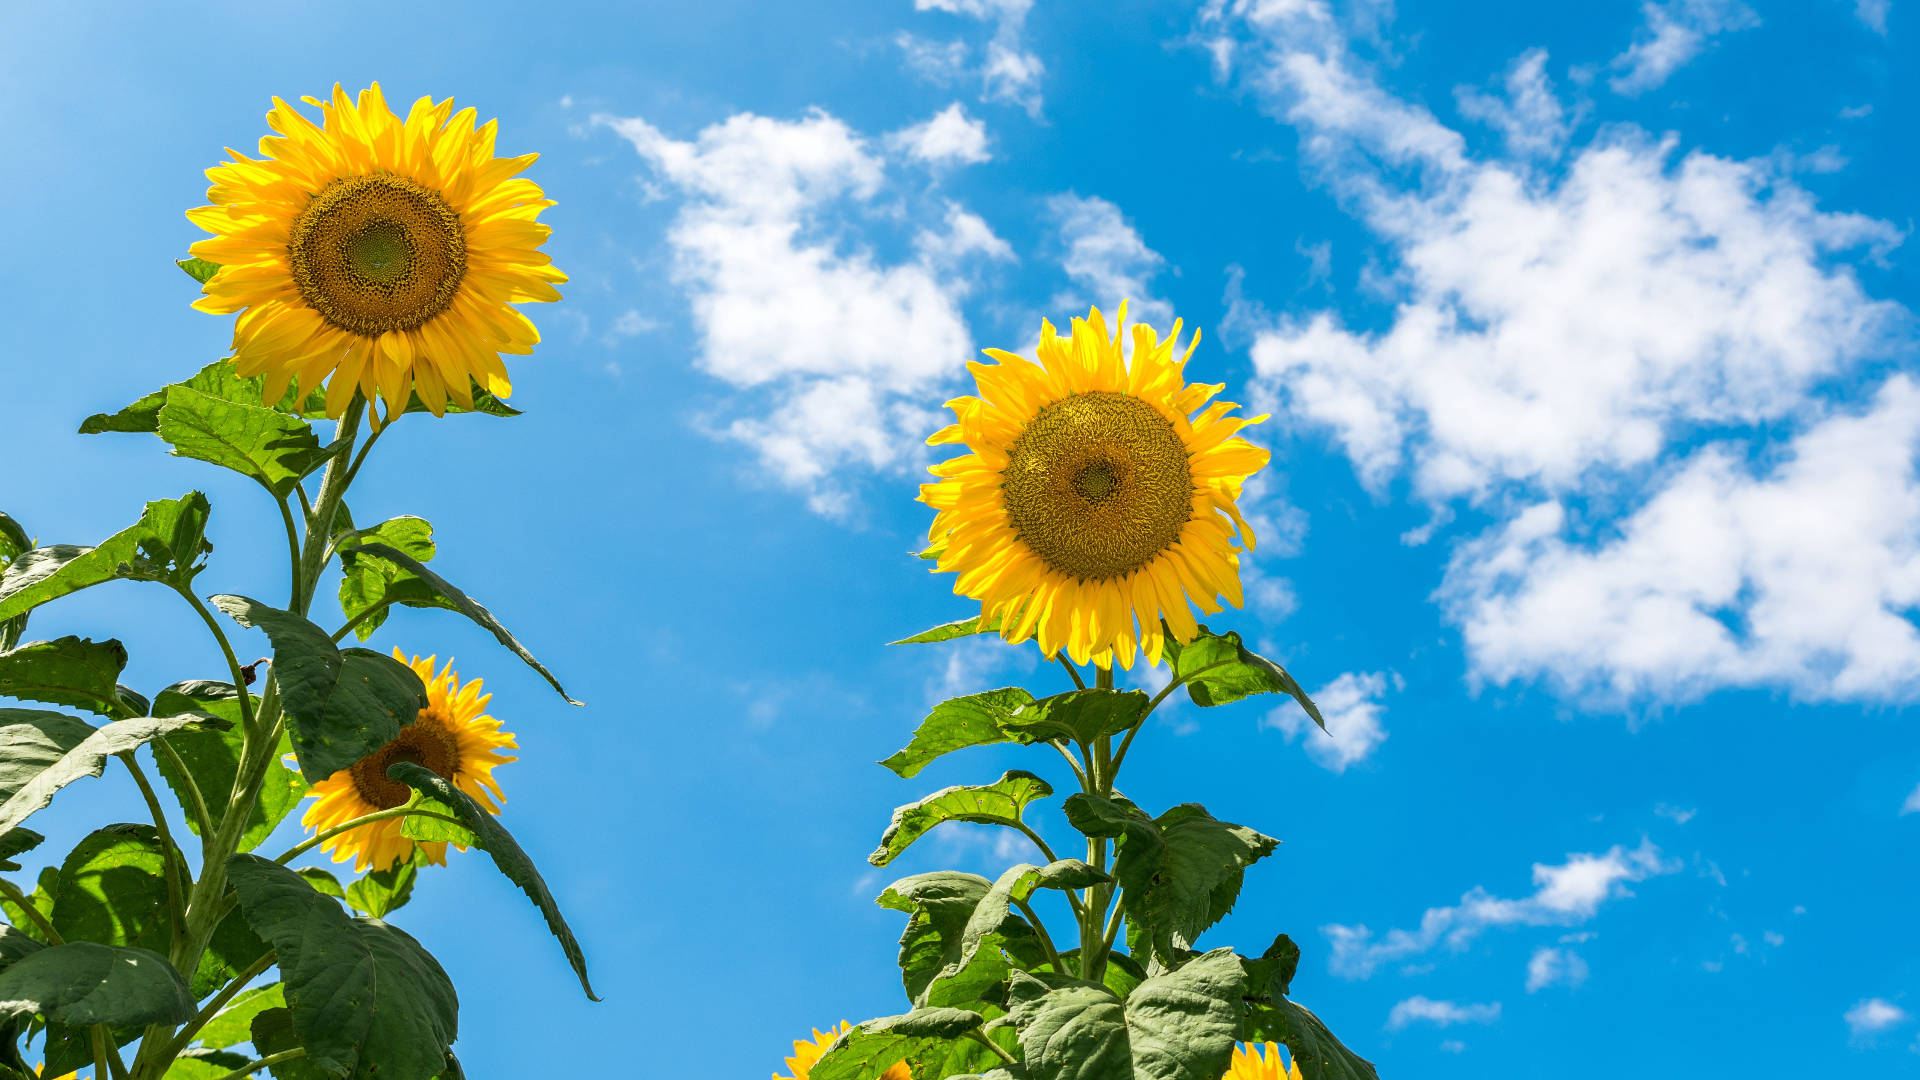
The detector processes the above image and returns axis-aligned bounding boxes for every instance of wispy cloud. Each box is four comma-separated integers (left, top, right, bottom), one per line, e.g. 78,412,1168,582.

1386,997,1501,1030
1525,946,1590,992
1262,670,1390,772
1609,0,1759,95
1048,193,1172,326
1844,997,1910,1038
900,0,1045,116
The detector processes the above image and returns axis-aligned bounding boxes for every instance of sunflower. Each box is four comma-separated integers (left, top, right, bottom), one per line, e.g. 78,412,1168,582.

1224,1042,1303,1080
774,1023,911,1080
919,302,1270,670
187,83,565,425
300,651,516,872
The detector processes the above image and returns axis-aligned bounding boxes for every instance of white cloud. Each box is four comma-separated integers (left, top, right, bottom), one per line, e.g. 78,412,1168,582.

595,108,1002,515
904,0,1044,116
1263,670,1389,772
1049,193,1172,326
918,202,1016,265
1455,49,1569,159
1438,1039,1467,1053
1386,997,1501,1030
1764,930,1786,947
1325,839,1676,978
1845,997,1910,1037
890,103,992,166
1609,0,1759,96
1854,0,1890,34
1654,804,1697,825
1525,946,1590,991
1902,780,1920,816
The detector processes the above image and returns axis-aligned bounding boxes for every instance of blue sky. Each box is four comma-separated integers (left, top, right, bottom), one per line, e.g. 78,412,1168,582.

3,0,1918,1074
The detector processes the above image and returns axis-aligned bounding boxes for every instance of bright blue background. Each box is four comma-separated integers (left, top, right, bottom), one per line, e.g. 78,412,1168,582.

2,0,1916,1075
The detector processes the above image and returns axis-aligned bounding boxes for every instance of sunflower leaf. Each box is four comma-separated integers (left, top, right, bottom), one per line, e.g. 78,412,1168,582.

0,495,212,623
936,860,1111,1010
0,710,224,839
0,513,30,654
335,542,580,705
1111,804,1278,967
0,941,193,1027
248,1005,349,1080
1002,689,1148,748
335,517,437,641
156,386,335,498
344,853,422,918
150,681,304,852
871,770,1054,867
0,637,142,719
1002,949,1243,1080
226,855,458,1080
82,361,316,433
207,595,425,783
1162,627,1322,727
879,870,1048,1009
889,612,1005,645
880,688,1036,779
176,257,220,285
195,983,285,1049
387,761,598,1000
1243,998,1379,1080
0,828,43,873
0,867,56,943
809,1007,988,1080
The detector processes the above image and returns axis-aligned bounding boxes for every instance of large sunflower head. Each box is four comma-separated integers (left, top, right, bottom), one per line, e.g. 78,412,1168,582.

301,650,517,872
187,83,565,425
1225,1042,1304,1080
774,1023,911,1080
919,302,1270,670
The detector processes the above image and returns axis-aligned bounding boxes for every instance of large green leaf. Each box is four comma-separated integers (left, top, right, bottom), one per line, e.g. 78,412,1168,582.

0,709,221,837
1060,792,1152,840
389,762,596,999
0,637,142,719
809,1007,988,1080
0,867,56,942
889,613,1004,645
0,495,211,623
209,595,424,782
0,941,193,1026
870,770,1053,867
878,871,996,1005
880,688,1035,779
336,518,435,641
1005,975,1128,1079
334,542,579,705
1244,999,1378,1080
1005,949,1244,1080
226,855,458,1080
157,385,335,497
150,680,305,852
344,854,422,919
1163,628,1322,725
0,513,30,654
1241,934,1301,1002
1002,689,1148,747
249,1006,341,1080
1111,804,1278,966
0,925,44,975
948,861,1110,995
194,982,284,1049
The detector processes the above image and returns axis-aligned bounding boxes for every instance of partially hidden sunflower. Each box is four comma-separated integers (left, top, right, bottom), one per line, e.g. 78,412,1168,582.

1224,1042,1304,1080
187,82,565,424
919,302,1270,669
300,651,516,872
774,1023,910,1080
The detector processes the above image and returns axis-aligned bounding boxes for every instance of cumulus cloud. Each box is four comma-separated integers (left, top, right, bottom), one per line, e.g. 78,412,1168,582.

1844,997,1910,1037
1525,946,1590,991
1609,0,1759,96
1325,840,1676,978
1263,670,1389,772
890,103,992,165
1047,193,1173,326
901,0,1045,116
1386,997,1501,1030
594,108,1006,516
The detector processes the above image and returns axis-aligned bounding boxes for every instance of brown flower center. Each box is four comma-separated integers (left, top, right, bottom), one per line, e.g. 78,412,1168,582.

347,704,462,810
288,173,467,336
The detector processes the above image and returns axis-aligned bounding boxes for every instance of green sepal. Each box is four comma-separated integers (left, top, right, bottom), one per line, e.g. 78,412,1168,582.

176,257,219,284
870,770,1053,867
0,637,141,719
1163,627,1322,725
0,495,212,624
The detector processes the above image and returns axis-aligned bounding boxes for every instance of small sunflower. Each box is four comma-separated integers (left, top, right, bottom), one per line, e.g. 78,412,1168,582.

1225,1042,1303,1080
774,1023,911,1080
300,651,516,872
187,83,565,424
919,302,1270,669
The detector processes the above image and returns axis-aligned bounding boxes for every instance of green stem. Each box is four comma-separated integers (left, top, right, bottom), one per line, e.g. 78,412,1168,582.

1014,896,1063,975
339,420,386,492
173,586,258,734
294,398,364,618
92,1024,116,1080
121,754,188,943
965,1031,1019,1068
152,736,215,841
0,878,60,943
276,496,304,609
204,1049,304,1080
150,950,275,1066
272,804,467,866
1057,656,1086,691
329,601,391,644
1045,740,1087,788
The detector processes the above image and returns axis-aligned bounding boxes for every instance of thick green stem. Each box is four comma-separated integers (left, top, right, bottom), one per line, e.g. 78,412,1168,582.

173,586,258,735
0,878,60,943
1014,896,1064,975
965,1031,1020,1068
205,1048,304,1080
152,736,215,841
271,804,466,866
122,754,188,943
148,950,275,1067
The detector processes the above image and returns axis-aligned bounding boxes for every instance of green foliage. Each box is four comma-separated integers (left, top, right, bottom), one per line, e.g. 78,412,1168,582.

345,855,422,919
1002,689,1147,747
150,681,306,852
157,385,338,497
335,540,579,705
0,636,143,719
0,513,29,653
1003,950,1242,1080
175,257,219,285
809,1007,988,1080
208,594,426,782
1244,998,1380,1080
1242,933,1301,1001
878,872,1004,1005
51,823,175,956
249,1006,340,1080
1110,804,1279,967
336,517,435,640
389,763,597,998
0,867,56,940
0,495,212,625
0,941,194,1026
194,982,284,1048
226,855,458,1080
881,688,1036,779
871,770,1053,867
889,613,1004,645
1163,627,1323,726
0,828,43,873
0,709,221,837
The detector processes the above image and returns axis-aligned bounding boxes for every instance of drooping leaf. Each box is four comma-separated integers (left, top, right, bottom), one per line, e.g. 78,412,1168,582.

889,612,1004,645
208,595,424,782
1162,627,1322,726
870,771,1053,867
156,385,336,497
0,709,222,837
0,941,193,1026
195,982,284,1049
226,855,458,1080
880,688,1035,779
1001,689,1148,748
388,762,597,999
1111,804,1278,966
0,514,30,654
336,518,436,640
0,495,212,623
150,681,304,852
334,542,579,705
1244,998,1378,1080
1060,792,1152,840
345,854,422,919
0,637,140,718
878,872,995,1005
808,1007,988,1080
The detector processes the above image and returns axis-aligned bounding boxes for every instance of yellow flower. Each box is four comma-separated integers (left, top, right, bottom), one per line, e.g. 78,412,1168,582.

187,83,565,425
919,302,1270,669
774,1023,911,1080
300,651,516,872
1224,1042,1303,1080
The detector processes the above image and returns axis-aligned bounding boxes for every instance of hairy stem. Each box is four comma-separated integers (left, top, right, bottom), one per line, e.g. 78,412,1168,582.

965,1031,1019,1068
